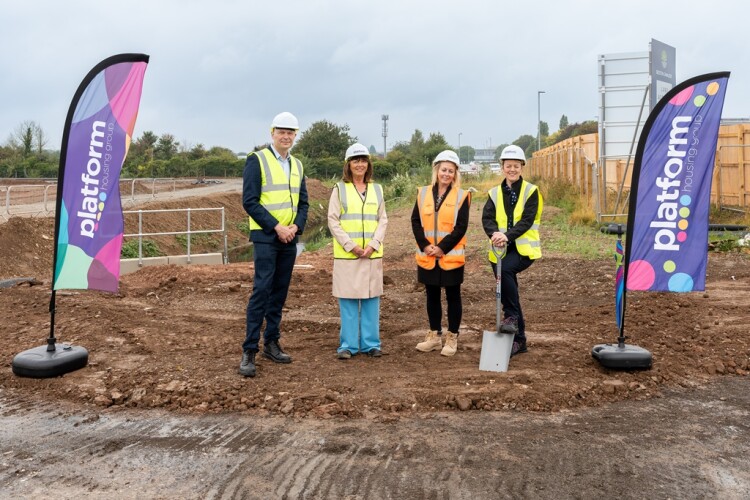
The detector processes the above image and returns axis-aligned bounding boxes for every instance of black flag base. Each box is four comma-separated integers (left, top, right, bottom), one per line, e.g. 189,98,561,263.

592,342,652,370
12,344,88,378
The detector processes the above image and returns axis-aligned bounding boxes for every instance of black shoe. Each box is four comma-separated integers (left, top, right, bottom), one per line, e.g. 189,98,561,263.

239,350,256,377
366,349,382,358
510,341,527,357
262,339,292,364
499,317,519,335
337,350,352,360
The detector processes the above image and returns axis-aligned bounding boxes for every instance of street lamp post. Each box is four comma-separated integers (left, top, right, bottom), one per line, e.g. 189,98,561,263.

458,132,462,163
537,90,546,151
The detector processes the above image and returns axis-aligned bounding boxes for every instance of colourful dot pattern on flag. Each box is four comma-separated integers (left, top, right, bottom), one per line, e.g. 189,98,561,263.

627,77,726,293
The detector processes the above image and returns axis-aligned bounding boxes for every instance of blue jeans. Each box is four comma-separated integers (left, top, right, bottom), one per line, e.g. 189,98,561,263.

243,240,297,352
337,297,380,354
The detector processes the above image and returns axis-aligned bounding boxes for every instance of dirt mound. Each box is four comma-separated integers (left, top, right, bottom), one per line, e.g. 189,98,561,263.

304,177,331,200
1,197,749,420
0,217,55,280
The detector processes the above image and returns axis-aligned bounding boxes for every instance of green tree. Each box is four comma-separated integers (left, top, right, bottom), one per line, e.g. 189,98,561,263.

0,145,15,176
11,121,36,158
154,133,179,160
139,131,159,150
386,128,451,176
34,124,48,154
384,148,422,177
189,143,207,160
546,120,599,147
369,145,377,155
387,129,426,166
458,145,475,163
513,135,535,152
539,121,549,138
207,146,235,157
408,129,426,158
294,120,356,159
306,156,342,179
423,132,450,165
6,121,49,177
371,158,398,179
559,114,569,130
123,130,158,177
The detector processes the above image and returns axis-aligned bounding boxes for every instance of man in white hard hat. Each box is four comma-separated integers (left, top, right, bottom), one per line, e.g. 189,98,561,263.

240,112,309,377
482,144,543,358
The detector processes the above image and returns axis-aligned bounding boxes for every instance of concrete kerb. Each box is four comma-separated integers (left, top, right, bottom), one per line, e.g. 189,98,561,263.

167,253,224,266
120,256,169,275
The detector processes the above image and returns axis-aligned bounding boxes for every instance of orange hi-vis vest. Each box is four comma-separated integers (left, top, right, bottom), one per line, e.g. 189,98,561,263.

415,185,470,271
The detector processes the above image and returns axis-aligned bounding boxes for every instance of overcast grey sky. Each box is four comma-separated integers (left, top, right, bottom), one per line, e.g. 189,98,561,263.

2,0,748,155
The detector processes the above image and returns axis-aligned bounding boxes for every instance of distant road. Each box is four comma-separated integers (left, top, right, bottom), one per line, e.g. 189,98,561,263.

0,178,242,224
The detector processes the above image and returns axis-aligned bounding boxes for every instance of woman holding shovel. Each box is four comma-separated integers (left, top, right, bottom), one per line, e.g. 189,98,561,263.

482,145,543,357
411,150,471,357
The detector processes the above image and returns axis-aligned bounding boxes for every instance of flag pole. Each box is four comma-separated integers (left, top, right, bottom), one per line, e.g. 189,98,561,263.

47,291,57,351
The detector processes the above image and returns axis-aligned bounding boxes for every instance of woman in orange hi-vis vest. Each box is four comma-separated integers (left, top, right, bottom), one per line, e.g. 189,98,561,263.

411,150,471,357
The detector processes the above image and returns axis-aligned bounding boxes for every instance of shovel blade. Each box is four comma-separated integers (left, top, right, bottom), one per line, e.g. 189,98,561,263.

479,330,514,372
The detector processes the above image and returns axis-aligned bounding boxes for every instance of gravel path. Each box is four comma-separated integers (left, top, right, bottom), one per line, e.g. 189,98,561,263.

2,377,749,499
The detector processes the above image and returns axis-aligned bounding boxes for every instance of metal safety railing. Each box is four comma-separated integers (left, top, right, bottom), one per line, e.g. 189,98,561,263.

0,178,208,221
1,183,57,220
122,207,228,266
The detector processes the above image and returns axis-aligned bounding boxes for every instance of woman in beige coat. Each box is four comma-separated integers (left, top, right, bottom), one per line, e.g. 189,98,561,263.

327,143,388,359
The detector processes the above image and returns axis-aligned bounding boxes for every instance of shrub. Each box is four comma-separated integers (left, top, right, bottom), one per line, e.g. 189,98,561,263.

121,239,163,258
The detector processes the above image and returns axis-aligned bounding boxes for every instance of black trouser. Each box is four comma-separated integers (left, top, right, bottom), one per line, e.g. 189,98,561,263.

243,240,297,352
491,247,533,343
425,284,462,334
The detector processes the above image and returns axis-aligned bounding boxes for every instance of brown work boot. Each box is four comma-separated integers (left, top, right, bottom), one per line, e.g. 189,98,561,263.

441,331,458,357
416,330,442,352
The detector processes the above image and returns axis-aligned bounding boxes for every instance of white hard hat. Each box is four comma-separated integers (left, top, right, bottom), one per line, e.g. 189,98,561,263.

345,143,370,161
271,112,299,130
432,150,460,167
500,145,526,164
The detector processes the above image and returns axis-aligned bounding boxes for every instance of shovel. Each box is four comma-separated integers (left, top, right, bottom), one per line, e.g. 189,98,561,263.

479,245,514,372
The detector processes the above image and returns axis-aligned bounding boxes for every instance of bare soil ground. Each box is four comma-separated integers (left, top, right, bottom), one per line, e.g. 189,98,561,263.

1,181,749,497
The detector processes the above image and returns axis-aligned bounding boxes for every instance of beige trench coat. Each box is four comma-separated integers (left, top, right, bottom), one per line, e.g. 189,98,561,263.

327,183,388,299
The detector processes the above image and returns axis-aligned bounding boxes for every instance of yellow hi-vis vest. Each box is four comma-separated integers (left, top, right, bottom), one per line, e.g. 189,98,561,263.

332,181,384,260
488,180,543,263
247,148,303,231
416,186,469,271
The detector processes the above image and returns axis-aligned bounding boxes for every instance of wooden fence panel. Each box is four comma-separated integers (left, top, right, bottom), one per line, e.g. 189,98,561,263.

529,124,750,211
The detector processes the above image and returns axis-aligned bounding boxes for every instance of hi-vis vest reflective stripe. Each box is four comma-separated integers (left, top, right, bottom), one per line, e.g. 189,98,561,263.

416,186,469,271
488,180,543,263
247,148,303,231
333,182,384,259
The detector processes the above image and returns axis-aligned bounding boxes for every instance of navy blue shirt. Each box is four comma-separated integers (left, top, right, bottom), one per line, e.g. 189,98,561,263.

481,176,539,249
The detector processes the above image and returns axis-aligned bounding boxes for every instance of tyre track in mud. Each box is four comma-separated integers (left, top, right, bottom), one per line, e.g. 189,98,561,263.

2,377,750,499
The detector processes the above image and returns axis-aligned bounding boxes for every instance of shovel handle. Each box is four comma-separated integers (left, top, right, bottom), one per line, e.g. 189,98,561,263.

491,245,506,330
